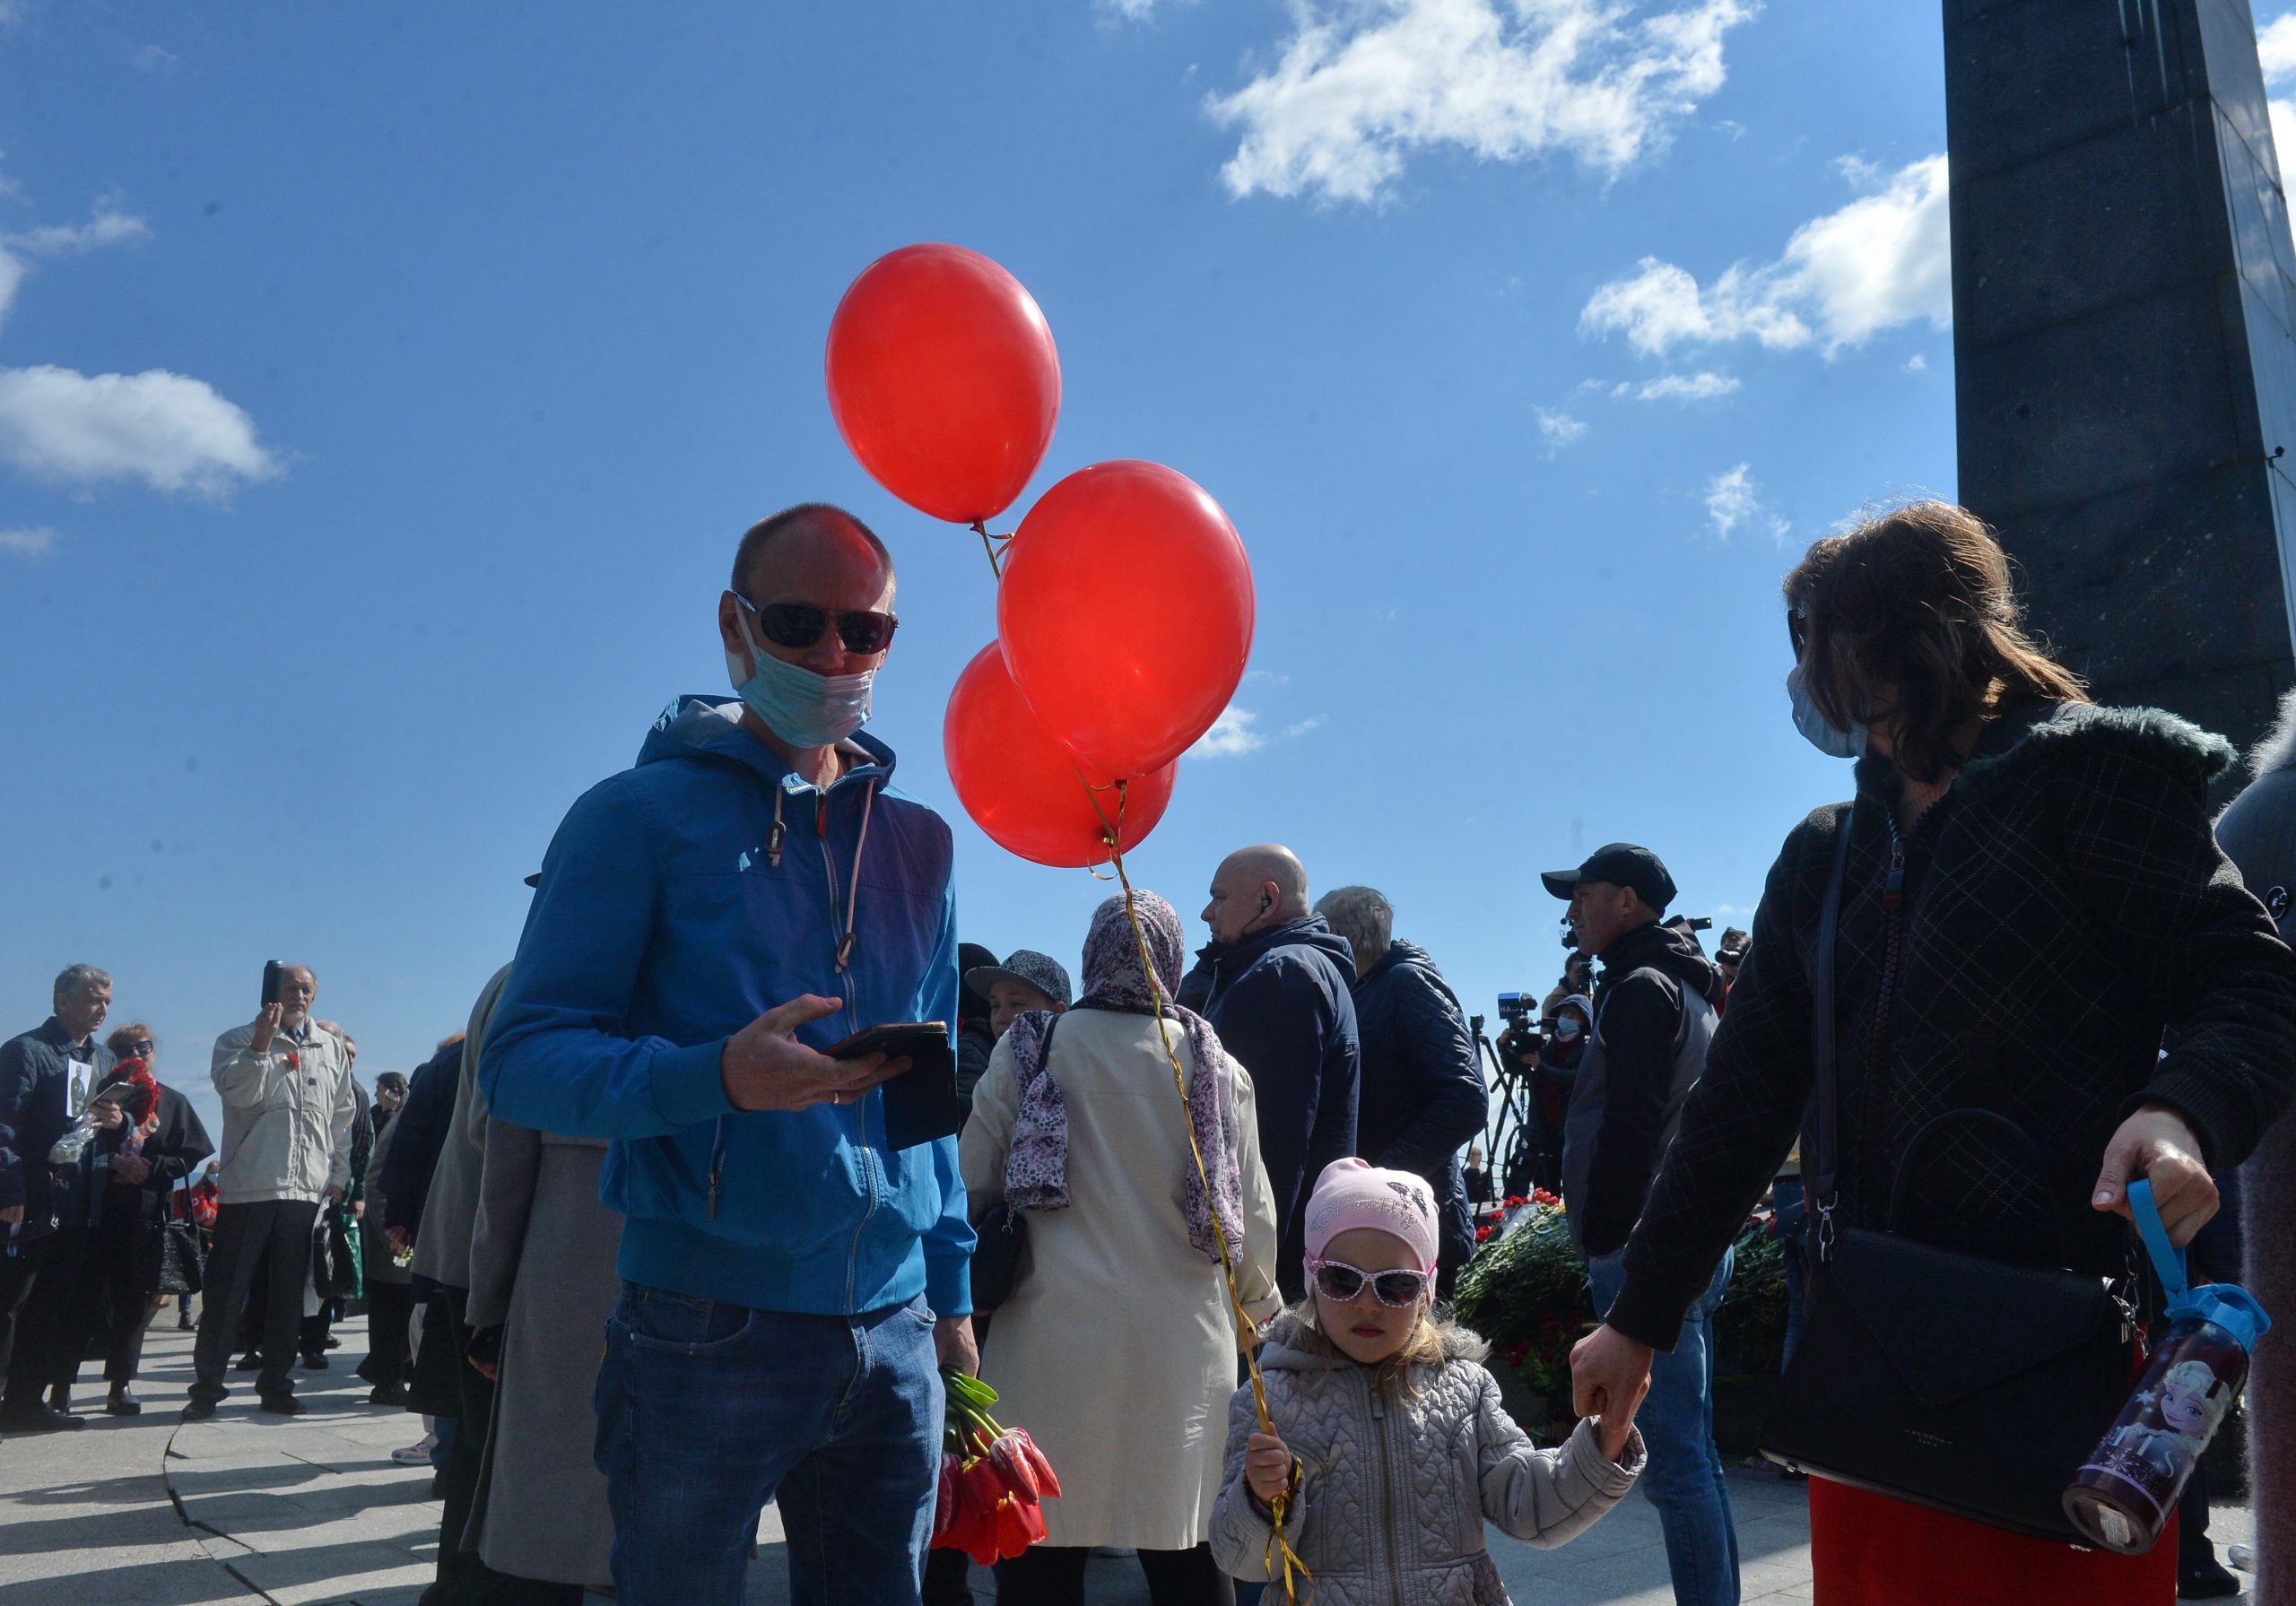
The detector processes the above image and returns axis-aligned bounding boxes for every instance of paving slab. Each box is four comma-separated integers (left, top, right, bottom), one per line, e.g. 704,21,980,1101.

2,1306,2264,1604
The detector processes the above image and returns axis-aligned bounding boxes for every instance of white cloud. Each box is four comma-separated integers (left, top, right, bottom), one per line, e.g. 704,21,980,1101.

0,525,57,558
1284,716,1326,738
133,44,182,75
2260,13,2296,82
1904,352,1927,372
1190,706,1265,759
0,366,279,495
1581,152,1950,357
1704,461,1788,543
0,168,278,499
1536,407,1588,450
1205,0,1758,205
1831,152,1881,188
1614,369,1740,401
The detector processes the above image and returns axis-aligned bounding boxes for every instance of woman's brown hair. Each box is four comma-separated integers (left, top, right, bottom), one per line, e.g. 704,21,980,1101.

106,1022,155,1062
1784,500,2088,783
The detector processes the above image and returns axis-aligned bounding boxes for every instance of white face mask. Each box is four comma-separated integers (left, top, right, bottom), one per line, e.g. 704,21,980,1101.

1787,664,1867,760
728,611,874,750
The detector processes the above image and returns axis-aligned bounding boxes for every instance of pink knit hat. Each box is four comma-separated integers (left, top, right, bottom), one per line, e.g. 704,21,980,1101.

1301,1159,1440,1276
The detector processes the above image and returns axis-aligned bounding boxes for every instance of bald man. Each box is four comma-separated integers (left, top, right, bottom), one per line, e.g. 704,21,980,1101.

1178,844,1361,1301
482,504,971,1606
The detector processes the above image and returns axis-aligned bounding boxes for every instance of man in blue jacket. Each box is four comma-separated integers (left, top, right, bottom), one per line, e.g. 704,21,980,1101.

1178,844,1360,1301
482,504,972,1606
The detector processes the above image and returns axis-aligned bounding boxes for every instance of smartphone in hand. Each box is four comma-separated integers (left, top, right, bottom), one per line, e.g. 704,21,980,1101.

829,1022,959,1150
262,960,288,1009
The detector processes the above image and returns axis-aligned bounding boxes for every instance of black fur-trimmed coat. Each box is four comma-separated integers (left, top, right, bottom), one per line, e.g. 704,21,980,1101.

1608,699,2296,1350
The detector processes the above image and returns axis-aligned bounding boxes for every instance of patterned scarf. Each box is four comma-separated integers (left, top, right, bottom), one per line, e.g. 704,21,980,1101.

1003,890,1247,1261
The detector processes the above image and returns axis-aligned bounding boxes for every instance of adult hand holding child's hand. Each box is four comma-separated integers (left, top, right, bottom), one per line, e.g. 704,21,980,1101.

1570,1322,1654,1451
1592,1367,1649,1463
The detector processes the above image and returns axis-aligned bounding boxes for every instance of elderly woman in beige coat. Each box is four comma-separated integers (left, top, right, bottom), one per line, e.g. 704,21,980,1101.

961,890,1281,1606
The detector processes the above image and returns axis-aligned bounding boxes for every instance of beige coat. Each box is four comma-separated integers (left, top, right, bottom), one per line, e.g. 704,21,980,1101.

211,1021,357,1202
960,1008,1283,1551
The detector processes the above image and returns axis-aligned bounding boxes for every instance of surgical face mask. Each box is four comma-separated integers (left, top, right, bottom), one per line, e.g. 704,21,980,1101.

728,611,874,750
1554,1017,1584,1042
1787,664,1866,760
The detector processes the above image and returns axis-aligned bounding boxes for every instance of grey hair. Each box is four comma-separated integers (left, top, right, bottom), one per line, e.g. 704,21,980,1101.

1315,885,1394,967
53,963,111,1002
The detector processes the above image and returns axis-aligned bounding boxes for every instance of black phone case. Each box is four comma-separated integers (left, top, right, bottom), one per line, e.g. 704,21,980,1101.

874,1032,960,1151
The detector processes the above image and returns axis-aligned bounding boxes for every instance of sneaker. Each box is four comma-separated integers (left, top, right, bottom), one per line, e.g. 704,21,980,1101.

106,1387,142,1417
392,1432,439,1465
2180,1558,2242,1599
256,1393,305,1417
0,1402,85,1434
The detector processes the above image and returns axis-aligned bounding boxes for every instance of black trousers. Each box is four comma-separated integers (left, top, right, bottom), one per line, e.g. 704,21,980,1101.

995,1543,1233,1606
193,1199,317,1402
2,1228,96,1403
359,1280,413,1386
421,1283,579,1606
0,1232,53,1383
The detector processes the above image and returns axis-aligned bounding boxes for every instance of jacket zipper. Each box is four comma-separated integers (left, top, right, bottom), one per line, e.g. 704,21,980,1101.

817,784,878,1310
1370,1384,1404,1606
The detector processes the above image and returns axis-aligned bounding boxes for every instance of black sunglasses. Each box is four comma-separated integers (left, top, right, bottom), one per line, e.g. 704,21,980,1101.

735,592,899,655
125,1039,154,1055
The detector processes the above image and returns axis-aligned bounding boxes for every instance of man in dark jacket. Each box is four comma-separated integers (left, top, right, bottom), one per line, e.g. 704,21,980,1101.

0,964,115,1433
1313,885,1485,1294
1544,843,1737,1606
1178,844,1360,1302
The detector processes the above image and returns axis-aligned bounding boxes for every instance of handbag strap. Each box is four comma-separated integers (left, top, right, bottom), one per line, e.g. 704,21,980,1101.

1809,804,1855,1255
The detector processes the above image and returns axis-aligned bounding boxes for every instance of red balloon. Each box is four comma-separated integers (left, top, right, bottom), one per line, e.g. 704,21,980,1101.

998,461,1255,776
944,642,1176,869
826,244,1061,525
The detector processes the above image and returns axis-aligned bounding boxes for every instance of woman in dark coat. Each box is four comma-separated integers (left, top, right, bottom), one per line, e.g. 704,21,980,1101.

1570,502,2296,1605
93,1030,213,1411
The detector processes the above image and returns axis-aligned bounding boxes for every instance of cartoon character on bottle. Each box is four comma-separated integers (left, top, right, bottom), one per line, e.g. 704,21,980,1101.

2095,1360,2232,1501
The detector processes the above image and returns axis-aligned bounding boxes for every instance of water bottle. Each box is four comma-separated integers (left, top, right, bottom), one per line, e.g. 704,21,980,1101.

2063,1181,2271,1555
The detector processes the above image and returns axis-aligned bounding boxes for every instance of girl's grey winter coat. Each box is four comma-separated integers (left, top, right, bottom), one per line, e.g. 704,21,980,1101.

1211,1313,1642,1606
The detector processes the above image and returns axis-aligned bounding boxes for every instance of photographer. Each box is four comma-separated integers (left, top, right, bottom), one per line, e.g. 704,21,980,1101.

1494,992,1590,1195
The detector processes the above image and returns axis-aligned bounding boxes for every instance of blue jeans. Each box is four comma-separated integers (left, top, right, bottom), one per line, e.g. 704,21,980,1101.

1770,1179,1808,1368
594,1281,944,1606
1589,1247,1741,1606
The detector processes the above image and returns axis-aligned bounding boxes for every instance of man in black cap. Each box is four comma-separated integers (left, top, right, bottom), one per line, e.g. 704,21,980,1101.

1543,844,1739,1606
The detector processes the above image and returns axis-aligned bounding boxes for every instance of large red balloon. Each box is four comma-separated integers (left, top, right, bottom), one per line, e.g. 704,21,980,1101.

826,245,1060,525
944,642,1176,869
998,461,1254,776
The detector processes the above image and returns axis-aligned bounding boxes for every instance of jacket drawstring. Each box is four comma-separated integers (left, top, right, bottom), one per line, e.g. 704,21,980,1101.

836,779,876,972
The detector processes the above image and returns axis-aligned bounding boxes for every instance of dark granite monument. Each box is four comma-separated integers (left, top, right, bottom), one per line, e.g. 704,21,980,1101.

1945,0,2296,756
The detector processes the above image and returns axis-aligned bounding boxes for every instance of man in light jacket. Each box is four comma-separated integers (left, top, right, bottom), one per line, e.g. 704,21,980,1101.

482,505,972,1606
187,963,356,1419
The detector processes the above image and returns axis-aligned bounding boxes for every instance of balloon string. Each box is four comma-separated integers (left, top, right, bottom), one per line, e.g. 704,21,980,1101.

970,520,1010,581
1083,780,1311,1603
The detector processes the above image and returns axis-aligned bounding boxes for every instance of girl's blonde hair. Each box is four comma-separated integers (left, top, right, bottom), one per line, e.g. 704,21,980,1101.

1293,1291,1455,1401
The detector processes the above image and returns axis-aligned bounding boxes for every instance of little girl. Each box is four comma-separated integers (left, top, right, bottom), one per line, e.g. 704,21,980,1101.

1212,1159,1645,1605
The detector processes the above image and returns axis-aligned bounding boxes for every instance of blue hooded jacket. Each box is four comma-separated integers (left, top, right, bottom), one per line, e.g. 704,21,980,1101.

480,696,971,1318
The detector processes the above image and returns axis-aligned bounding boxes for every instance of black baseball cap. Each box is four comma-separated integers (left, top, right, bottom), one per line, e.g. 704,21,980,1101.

1541,843,1677,914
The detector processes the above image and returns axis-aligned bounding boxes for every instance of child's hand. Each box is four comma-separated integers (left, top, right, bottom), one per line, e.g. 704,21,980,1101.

1244,1429,1295,1506
1591,1369,1650,1464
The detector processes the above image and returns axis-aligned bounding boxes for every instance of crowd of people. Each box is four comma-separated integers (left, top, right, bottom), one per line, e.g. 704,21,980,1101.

5,498,2296,1606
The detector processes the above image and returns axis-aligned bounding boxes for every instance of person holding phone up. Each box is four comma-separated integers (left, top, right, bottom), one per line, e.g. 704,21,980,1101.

186,962,356,1419
481,504,972,1606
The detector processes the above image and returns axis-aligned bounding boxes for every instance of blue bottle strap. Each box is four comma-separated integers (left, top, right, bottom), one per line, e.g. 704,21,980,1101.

2127,1178,2273,1355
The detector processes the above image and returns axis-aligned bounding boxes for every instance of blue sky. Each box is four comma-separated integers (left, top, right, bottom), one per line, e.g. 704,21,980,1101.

5,3,2278,1136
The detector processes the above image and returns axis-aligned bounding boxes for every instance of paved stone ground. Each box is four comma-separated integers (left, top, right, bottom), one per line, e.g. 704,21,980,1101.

0,1308,2260,1604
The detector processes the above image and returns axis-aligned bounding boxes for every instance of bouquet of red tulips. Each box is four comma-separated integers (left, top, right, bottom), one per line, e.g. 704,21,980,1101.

931,1369,1062,1566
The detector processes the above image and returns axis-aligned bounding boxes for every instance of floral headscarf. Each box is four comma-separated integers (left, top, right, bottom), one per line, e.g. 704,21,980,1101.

1002,890,1246,1261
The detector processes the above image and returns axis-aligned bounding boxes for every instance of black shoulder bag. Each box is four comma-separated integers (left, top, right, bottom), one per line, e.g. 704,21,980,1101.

133,1193,205,1296
1757,812,2135,1544
970,1013,1060,1314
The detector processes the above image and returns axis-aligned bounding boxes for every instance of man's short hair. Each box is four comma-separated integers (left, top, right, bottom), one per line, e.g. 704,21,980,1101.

375,1072,409,1096
1316,885,1394,967
731,504,892,599
54,963,110,1002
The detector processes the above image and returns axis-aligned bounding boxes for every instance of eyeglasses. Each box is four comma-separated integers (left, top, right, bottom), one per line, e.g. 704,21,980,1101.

734,592,899,655
1308,1258,1431,1308
125,1040,154,1055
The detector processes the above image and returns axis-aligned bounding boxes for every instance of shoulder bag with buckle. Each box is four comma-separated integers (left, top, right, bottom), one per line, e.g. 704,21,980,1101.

970,1013,1061,1314
1756,812,2136,1544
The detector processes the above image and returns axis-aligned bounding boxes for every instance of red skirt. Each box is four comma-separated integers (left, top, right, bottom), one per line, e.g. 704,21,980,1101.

1809,1478,2177,1605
